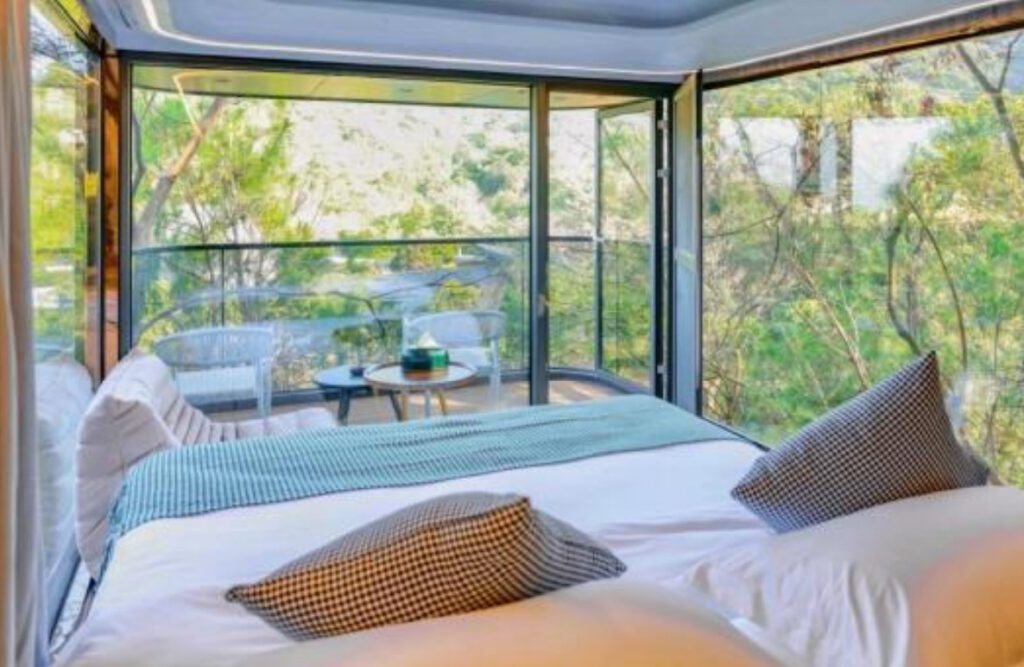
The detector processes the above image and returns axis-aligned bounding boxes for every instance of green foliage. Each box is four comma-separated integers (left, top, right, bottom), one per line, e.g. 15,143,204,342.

29,18,97,361
703,32,1024,486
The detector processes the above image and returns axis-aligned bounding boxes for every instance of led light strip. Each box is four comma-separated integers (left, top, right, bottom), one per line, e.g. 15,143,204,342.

139,0,686,79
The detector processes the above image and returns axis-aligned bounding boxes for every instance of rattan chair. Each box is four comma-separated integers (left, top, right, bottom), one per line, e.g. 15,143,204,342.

153,326,275,417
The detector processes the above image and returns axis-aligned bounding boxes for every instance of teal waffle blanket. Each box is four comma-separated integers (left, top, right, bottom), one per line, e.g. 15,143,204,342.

107,395,738,563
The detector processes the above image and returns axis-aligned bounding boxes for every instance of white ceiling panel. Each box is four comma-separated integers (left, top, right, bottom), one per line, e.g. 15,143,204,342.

275,0,759,29
86,0,1006,81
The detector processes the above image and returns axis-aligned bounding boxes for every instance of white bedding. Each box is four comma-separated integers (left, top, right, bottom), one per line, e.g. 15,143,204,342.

245,579,788,667
685,485,1024,667
58,438,771,667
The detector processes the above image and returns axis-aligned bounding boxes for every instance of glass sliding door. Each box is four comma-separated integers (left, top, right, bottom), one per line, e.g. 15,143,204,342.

30,2,101,368
546,92,662,402
597,102,657,391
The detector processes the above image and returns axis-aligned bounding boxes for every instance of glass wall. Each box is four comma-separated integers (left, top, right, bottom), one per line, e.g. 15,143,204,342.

549,104,599,373
30,0,101,615
30,1,100,365
128,67,667,417
703,30,1024,485
129,66,536,414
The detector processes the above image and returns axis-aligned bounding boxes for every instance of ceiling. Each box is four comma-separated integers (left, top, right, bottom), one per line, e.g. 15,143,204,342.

276,0,760,29
87,0,1002,82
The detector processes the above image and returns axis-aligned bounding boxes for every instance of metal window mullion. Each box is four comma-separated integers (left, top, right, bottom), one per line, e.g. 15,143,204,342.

662,99,676,404
529,84,550,405
115,58,134,360
651,99,669,399
593,109,604,373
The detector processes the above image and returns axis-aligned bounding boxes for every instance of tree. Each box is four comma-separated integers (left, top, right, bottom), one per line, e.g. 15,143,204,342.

702,30,1024,485
131,94,336,386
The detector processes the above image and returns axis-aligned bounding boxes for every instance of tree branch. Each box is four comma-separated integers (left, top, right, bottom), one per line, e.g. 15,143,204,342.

956,41,1024,184
884,217,924,358
897,189,969,371
135,97,230,246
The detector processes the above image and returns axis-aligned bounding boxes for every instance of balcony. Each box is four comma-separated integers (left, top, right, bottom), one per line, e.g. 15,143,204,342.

121,66,663,421
131,235,651,419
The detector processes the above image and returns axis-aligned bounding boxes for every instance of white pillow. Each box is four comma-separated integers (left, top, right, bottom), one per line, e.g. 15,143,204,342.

76,350,183,577
36,355,94,575
240,579,786,667
683,486,1024,667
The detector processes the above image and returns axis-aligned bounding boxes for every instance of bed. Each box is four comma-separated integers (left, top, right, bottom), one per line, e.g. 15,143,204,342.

56,393,1024,667
57,395,781,667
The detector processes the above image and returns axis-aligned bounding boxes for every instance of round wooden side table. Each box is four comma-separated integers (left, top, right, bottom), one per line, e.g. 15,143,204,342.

362,361,478,420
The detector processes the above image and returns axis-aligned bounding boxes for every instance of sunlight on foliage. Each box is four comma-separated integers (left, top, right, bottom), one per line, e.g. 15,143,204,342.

704,31,1024,486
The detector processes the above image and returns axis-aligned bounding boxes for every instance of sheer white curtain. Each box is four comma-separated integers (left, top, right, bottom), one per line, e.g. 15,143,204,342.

1,0,48,665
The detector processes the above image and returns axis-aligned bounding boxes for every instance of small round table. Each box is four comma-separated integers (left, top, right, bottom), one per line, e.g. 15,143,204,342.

363,362,478,420
313,365,401,425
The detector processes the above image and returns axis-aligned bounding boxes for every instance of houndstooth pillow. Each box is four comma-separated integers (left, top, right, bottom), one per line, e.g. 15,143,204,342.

732,352,989,533
226,492,626,640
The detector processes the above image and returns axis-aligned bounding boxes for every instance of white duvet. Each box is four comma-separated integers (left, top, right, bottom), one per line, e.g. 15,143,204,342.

57,439,775,667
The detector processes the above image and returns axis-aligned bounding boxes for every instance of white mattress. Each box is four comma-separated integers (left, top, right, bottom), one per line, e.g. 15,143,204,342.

58,438,770,667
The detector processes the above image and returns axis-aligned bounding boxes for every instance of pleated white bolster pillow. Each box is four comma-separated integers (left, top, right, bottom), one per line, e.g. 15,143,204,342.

76,350,185,577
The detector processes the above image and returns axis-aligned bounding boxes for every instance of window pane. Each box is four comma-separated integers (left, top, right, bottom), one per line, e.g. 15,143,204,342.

30,5,99,364
703,30,1024,485
600,109,654,388
549,107,598,372
548,94,656,394
549,239,595,369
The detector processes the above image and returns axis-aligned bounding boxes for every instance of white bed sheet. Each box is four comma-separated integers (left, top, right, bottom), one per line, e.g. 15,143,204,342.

58,438,770,667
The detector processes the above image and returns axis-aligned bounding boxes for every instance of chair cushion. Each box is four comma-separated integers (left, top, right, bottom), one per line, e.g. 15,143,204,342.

226,492,626,640
174,366,259,406
77,349,337,577
731,352,988,533
232,407,337,440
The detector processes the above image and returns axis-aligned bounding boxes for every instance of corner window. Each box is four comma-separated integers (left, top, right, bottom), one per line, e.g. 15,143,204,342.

703,30,1024,485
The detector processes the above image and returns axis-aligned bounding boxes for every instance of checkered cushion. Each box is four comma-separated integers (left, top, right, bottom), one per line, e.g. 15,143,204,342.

732,352,989,533
225,492,626,640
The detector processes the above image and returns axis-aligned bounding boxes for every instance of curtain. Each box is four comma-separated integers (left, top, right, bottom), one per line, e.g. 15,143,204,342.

1,0,48,665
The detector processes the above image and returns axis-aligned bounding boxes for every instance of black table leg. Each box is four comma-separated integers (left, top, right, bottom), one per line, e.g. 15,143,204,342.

337,389,353,425
387,392,402,421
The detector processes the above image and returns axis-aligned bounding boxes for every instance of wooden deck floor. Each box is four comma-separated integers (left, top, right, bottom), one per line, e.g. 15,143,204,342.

215,378,622,426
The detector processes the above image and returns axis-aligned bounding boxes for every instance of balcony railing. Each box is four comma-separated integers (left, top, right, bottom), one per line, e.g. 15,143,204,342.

130,234,649,399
